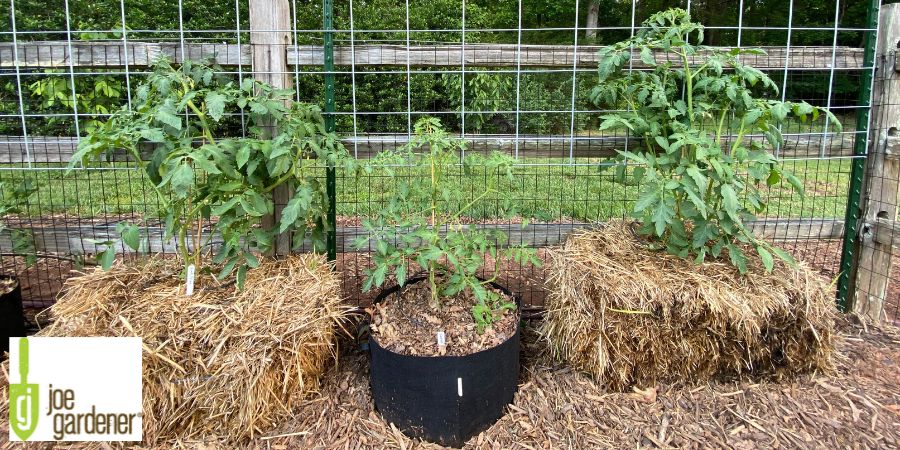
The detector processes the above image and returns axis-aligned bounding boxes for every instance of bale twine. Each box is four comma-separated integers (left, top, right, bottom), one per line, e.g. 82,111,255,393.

36,254,350,444
538,221,836,390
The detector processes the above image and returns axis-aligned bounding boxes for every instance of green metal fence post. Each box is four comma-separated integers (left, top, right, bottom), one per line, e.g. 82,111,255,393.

836,0,880,310
323,0,337,262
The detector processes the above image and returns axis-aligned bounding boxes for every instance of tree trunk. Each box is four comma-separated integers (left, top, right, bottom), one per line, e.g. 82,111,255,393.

586,1,600,40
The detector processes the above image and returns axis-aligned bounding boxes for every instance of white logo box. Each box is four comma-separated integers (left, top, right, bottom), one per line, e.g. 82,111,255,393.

8,337,143,442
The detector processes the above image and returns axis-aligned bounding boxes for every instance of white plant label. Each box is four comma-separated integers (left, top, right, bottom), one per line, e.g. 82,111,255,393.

185,264,196,297
457,377,463,397
436,331,446,346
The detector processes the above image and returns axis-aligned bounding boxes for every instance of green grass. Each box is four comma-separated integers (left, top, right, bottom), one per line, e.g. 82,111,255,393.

579,114,858,137
1,157,852,223
338,158,851,221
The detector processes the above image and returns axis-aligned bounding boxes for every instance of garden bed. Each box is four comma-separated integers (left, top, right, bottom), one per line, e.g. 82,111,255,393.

16,239,900,328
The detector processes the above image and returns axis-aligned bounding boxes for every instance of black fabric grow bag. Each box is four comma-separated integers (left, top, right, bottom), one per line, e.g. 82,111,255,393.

366,277,521,448
0,275,24,356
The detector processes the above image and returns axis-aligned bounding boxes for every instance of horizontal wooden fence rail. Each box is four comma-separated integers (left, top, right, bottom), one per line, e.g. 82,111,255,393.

0,218,845,255
0,132,855,164
0,42,865,70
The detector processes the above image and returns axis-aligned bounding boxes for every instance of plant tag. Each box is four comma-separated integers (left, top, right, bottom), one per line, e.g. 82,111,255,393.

185,264,196,297
457,377,463,397
436,331,446,346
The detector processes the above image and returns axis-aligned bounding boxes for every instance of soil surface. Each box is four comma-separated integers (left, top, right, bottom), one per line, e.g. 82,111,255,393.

370,277,519,357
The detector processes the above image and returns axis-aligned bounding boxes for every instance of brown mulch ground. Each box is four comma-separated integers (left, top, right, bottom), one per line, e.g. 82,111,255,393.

781,239,900,326
258,319,900,450
1,245,898,448
0,320,897,449
1,255,76,310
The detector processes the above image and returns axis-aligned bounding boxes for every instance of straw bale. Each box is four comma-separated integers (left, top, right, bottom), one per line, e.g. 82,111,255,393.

36,254,350,444
538,220,836,390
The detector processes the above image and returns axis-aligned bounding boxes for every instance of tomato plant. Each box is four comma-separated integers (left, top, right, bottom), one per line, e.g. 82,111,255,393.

592,9,841,274
357,117,540,332
71,59,349,286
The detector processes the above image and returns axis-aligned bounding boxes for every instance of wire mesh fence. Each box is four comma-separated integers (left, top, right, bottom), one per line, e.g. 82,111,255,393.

0,0,893,322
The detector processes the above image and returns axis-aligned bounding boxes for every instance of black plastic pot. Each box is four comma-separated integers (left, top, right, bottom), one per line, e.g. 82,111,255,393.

366,277,521,448
0,275,25,356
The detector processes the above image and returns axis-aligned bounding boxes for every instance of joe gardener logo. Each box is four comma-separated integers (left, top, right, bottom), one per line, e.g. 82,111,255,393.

9,338,38,440
8,337,142,441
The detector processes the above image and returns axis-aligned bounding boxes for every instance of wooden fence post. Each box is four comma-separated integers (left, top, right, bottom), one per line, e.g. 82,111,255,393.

850,3,900,320
249,0,293,256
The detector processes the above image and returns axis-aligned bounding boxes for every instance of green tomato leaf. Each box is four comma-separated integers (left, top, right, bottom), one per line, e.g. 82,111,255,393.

155,106,182,130
771,246,797,267
651,199,674,237
373,265,387,288
236,144,252,169
757,245,774,272
279,195,306,233
120,224,141,251
236,265,248,289
727,244,749,275
168,164,194,197
685,165,707,191
654,135,670,152
205,91,227,122
99,245,116,270
766,170,782,186
721,184,740,222
634,187,660,213
639,46,655,65
784,172,805,197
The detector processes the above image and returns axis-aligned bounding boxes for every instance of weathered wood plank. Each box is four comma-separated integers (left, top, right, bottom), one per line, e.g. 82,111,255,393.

871,217,900,249
0,218,845,255
0,41,247,67
850,4,900,322
0,132,855,164
290,44,865,70
342,132,855,159
0,42,865,70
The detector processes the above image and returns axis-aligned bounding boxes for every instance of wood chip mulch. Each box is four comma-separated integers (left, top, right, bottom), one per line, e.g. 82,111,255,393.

263,319,898,450
0,319,896,450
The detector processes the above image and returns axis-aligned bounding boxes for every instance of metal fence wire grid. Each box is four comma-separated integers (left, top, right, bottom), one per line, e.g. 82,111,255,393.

0,0,897,325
